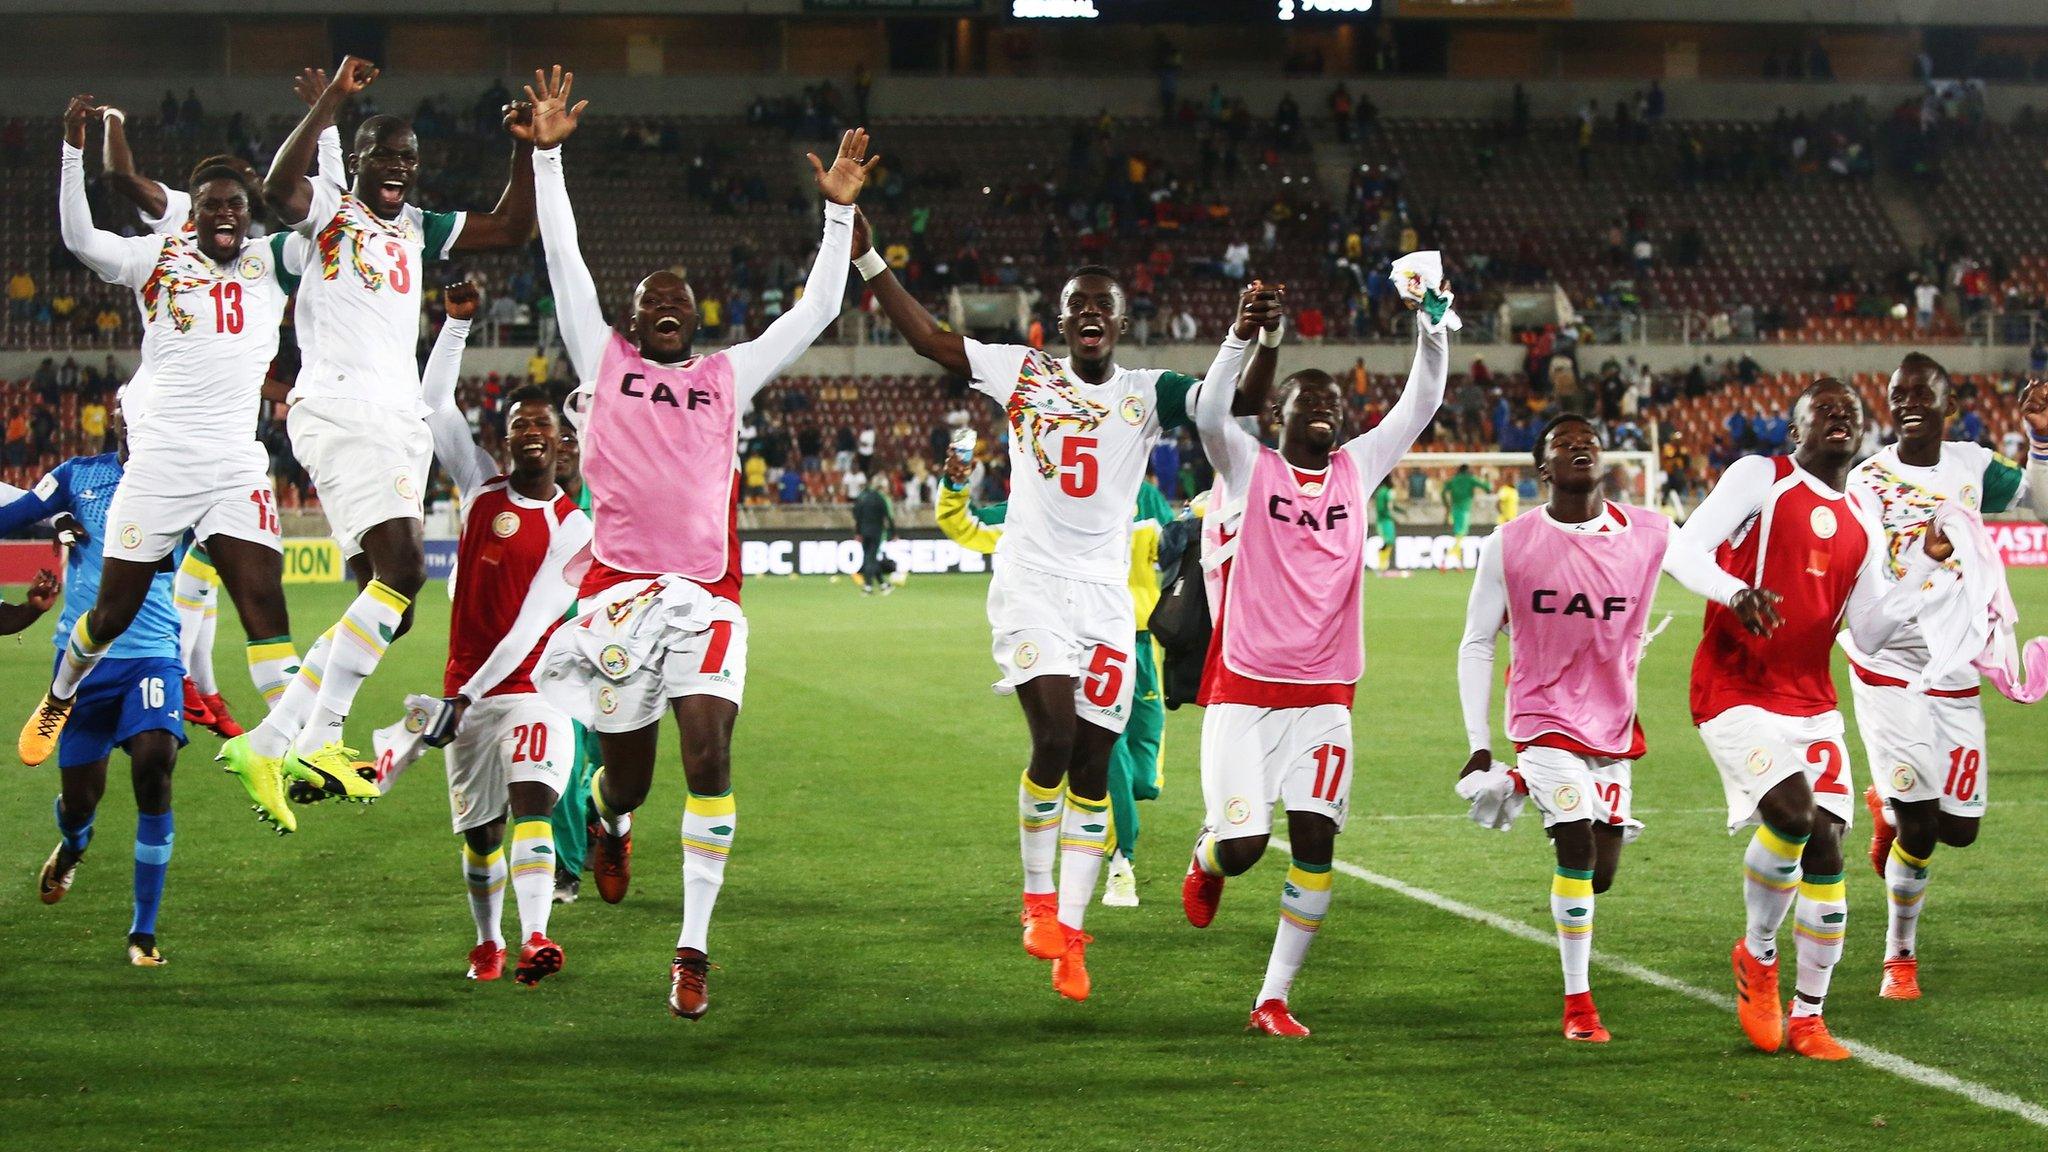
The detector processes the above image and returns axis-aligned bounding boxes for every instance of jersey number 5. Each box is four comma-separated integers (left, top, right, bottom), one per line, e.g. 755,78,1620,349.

1082,644,1126,707
1059,436,1098,498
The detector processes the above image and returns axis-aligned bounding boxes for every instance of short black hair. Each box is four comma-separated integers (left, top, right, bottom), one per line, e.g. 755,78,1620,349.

1277,367,1338,409
506,383,556,410
1793,376,1860,427
1533,412,1596,469
1897,350,1953,403
1069,264,1116,282
354,114,414,151
188,162,258,203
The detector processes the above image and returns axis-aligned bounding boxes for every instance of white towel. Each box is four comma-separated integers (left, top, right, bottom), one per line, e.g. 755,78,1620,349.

369,693,444,795
1455,762,1527,831
1918,500,2048,703
1390,250,1463,333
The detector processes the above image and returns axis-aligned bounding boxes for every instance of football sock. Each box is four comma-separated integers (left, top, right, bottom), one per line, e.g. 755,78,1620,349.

1257,858,1333,1005
1019,771,1063,896
191,597,220,696
131,810,173,938
249,626,332,759
1055,790,1111,930
244,637,299,710
55,795,95,855
50,616,110,702
463,844,507,946
1791,873,1847,1017
678,791,736,953
173,548,214,678
1551,866,1596,996
1885,841,1930,959
1192,829,1224,877
589,768,632,836
1741,822,1807,963
293,581,408,758
509,819,556,941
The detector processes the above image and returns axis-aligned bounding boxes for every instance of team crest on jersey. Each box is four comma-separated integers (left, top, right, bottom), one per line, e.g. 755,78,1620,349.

1892,764,1916,793
238,255,265,280
452,787,471,818
1226,797,1251,825
1120,395,1146,427
491,511,520,539
1961,483,1979,508
1299,480,1325,498
395,473,418,501
1746,747,1773,776
1809,506,1837,540
119,523,141,550
1014,642,1039,670
597,686,619,715
599,644,631,678
403,703,429,735
1553,785,1582,813
1006,351,1109,479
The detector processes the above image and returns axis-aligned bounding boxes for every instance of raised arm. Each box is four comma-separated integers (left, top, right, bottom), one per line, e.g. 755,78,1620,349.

97,106,168,221
453,68,547,251
525,69,609,387
1456,534,1507,768
1230,282,1285,418
61,99,155,288
422,309,495,500
724,128,874,405
1194,288,1277,491
265,56,377,228
292,67,351,193
849,208,969,377
1343,319,1449,486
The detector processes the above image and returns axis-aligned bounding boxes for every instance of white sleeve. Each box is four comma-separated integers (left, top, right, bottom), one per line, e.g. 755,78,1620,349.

1342,324,1448,489
1192,333,1258,492
291,176,343,236
1675,454,1776,556
1844,495,1944,654
422,319,494,498
532,147,610,385
61,144,156,288
1456,533,1507,754
141,184,191,235
1659,525,1746,605
962,339,1030,402
315,125,347,191
723,201,854,408
458,509,593,701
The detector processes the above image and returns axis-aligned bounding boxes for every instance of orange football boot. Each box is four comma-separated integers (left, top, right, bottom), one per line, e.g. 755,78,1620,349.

1248,998,1311,1037
514,933,564,986
588,818,632,904
467,941,506,981
1864,786,1895,878
1880,956,1922,1001
1732,940,1784,1053
1021,892,1067,959
670,947,711,1019
1051,928,1093,1001
1788,1014,1852,1060
199,691,244,738
1563,991,1610,1043
1182,855,1224,928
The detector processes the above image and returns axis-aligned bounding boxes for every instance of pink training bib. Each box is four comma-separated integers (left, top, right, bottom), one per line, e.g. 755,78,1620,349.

1220,447,1367,685
1500,504,1670,754
580,331,739,583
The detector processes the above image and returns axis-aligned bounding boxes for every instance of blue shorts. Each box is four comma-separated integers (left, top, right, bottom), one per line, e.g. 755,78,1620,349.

54,655,188,769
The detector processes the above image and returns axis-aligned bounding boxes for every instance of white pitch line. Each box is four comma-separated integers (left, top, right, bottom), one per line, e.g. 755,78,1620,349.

1352,798,2048,823
1274,838,2048,1130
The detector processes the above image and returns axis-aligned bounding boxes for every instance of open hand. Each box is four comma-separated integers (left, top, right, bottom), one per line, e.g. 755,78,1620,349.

809,128,879,207
442,281,481,321
293,68,330,108
1731,587,1783,638
520,66,588,149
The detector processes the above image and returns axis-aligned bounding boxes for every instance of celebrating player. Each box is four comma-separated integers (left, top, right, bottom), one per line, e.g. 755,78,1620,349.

1842,358,2048,1000
228,55,540,811
519,70,871,1018
1679,377,1948,1060
419,284,592,985
1457,413,1773,1043
2,414,187,966
23,97,305,834
855,219,1241,1001
1180,277,1446,1036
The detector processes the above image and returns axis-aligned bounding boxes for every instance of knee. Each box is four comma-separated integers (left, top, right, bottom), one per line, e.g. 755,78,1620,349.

1550,820,1596,868
1762,804,1814,842
1939,816,1980,850
379,560,427,600
1891,802,1940,854
1215,835,1267,876
682,738,733,795
1028,729,1075,775
462,821,505,855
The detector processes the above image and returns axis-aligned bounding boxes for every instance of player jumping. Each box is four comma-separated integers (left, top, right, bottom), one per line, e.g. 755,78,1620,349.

1842,358,2048,1000
1457,412,1775,1043
1180,277,1443,1036
519,70,871,1017
1679,377,1948,1060
25,97,305,834
420,284,592,985
3,415,188,966
226,55,540,815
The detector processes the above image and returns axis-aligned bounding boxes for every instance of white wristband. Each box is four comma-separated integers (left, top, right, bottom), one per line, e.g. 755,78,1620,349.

854,249,887,281
103,108,125,125
1257,320,1285,348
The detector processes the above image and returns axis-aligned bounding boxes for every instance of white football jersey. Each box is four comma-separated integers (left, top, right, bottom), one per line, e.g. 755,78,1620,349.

965,340,1197,585
289,179,464,415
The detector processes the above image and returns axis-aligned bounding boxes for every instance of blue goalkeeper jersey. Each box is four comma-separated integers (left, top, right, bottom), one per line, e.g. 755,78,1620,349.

0,453,179,662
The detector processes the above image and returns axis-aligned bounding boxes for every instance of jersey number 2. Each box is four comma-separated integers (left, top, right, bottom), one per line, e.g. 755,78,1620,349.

1059,436,1098,498
1806,741,1848,795
209,282,243,334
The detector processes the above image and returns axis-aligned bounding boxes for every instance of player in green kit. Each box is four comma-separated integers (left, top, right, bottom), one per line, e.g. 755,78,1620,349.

1444,463,1492,561
547,420,600,904
1374,477,1398,567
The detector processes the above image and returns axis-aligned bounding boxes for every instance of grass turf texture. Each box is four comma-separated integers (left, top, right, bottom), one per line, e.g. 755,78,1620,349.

2,571,2046,1151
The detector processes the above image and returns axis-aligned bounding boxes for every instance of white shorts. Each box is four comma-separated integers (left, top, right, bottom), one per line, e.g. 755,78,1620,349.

103,440,280,563
1199,702,1353,840
1700,706,1856,832
1849,674,1988,818
987,561,1136,733
287,396,432,559
444,694,573,834
535,576,747,734
1513,746,1642,841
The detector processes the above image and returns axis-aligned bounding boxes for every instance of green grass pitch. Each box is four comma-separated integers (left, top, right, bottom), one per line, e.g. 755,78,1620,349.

3,570,2047,1151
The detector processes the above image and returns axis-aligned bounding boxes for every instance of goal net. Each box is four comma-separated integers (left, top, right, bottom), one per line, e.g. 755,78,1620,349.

1372,450,1659,572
